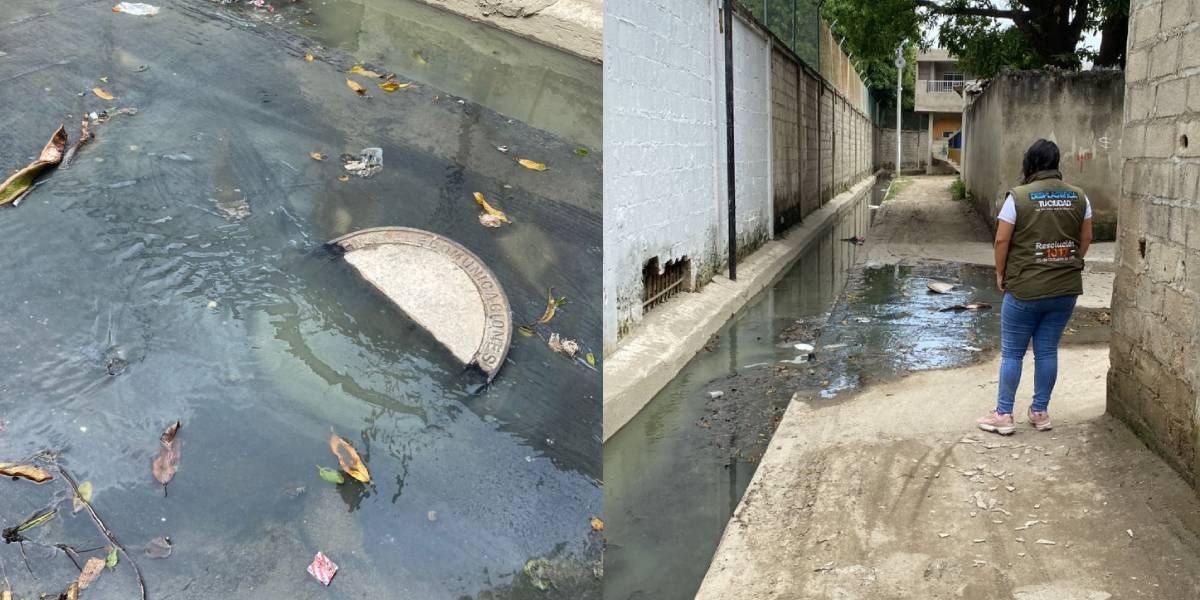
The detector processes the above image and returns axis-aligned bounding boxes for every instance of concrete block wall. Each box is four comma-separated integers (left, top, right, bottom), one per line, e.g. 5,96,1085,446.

603,0,772,353
603,0,876,353
1108,0,1200,488
962,70,1125,240
875,128,930,173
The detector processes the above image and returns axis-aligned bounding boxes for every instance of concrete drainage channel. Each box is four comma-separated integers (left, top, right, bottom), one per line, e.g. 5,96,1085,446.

603,190,874,600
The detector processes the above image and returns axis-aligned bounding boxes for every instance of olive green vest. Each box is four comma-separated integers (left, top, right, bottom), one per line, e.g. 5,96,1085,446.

1003,170,1087,300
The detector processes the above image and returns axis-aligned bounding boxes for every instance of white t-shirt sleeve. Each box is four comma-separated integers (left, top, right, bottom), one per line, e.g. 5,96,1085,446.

998,193,1017,224
998,192,1093,224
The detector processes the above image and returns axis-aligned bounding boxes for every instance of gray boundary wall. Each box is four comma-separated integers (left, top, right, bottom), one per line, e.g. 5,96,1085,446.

962,70,1125,241
1108,0,1200,488
603,0,874,354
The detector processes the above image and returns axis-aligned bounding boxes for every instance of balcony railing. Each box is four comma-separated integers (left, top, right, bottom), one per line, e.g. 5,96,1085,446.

925,79,962,93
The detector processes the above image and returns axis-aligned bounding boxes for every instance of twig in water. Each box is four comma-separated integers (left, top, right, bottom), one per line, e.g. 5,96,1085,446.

54,464,147,600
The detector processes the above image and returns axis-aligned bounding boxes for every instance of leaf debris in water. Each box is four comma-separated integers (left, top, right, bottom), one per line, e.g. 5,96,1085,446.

73,480,93,513
517,158,547,171
318,466,344,485
105,545,119,569
92,87,115,100
329,430,370,483
379,80,412,92
0,462,54,484
345,78,367,96
473,192,511,224
349,65,384,79
76,557,105,589
0,125,67,207
151,420,181,491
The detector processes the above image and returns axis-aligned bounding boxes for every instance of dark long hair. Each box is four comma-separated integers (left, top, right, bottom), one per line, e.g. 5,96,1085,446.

1022,139,1060,181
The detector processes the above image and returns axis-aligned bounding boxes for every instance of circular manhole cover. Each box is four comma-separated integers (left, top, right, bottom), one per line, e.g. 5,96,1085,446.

329,227,512,382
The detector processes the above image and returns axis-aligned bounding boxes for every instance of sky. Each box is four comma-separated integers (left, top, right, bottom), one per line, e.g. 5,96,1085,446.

920,1,1103,66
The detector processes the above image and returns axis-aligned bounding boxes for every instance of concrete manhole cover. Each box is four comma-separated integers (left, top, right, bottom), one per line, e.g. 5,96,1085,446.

329,227,512,382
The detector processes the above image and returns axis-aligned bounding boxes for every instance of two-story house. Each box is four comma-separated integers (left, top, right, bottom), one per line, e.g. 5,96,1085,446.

915,49,975,173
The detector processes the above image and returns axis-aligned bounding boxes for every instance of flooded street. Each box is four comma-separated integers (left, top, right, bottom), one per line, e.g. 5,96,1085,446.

603,196,872,600
0,1,600,598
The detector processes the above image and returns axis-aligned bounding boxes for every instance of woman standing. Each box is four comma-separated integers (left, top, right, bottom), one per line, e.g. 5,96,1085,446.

977,139,1094,435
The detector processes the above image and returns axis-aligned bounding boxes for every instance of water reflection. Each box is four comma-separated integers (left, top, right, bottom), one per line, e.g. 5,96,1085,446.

604,197,872,600
269,0,602,149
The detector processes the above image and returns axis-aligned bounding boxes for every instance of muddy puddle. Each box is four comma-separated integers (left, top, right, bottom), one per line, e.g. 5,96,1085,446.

0,1,599,599
603,198,871,600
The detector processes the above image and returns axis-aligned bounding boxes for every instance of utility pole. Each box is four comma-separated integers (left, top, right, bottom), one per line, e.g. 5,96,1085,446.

895,41,907,175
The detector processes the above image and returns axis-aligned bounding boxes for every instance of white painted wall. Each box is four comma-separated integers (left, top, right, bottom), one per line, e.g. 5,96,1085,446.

603,0,772,354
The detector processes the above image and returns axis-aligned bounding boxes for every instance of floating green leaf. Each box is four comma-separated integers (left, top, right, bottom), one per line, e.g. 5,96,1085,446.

517,325,535,337
585,352,596,367
105,546,119,570
73,480,93,514
318,466,345,485
573,147,589,157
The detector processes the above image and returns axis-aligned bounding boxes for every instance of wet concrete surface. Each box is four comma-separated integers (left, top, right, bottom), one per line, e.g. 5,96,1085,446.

0,1,599,599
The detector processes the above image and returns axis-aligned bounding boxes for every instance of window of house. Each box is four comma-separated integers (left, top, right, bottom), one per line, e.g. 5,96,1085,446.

944,72,964,82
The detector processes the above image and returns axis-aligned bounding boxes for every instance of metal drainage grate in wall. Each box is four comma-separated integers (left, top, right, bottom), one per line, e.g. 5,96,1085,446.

642,257,689,313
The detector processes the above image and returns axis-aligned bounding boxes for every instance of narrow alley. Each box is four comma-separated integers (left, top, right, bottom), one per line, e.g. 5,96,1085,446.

696,177,1200,600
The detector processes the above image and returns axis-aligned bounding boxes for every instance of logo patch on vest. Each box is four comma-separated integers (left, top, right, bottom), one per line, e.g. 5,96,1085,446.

1029,190,1079,210
1034,240,1078,262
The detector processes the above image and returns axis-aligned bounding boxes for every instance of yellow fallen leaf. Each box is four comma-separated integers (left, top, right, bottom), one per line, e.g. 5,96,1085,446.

379,80,412,92
518,158,547,171
338,175,349,182
329,430,370,483
0,462,54,483
349,65,384,79
473,192,511,224
590,517,604,531
536,288,566,325
586,352,596,367
73,480,93,514
92,87,114,101
346,78,367,95
304,52,315,62
309,151,326,161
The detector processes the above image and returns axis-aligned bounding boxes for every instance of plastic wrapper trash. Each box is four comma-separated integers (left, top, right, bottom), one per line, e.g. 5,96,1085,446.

113,2,160,15
307,551,338,586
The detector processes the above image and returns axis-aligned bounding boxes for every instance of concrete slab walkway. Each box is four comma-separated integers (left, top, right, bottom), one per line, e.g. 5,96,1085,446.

696,176,1200,600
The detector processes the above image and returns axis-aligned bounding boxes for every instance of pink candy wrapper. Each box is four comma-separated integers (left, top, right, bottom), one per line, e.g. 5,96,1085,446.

307,551,338,586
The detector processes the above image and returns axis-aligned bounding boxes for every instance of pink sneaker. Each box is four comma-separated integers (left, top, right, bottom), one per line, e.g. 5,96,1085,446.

1027,409,1052,431
977,410,1015,435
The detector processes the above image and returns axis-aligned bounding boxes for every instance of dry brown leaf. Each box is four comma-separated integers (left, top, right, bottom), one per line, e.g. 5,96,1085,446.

379,80,411,92
517,159,547,171
77,557,105,590
64,582,79,600
473,192,511,224
92,87,114,101
309,152,326,161
151,420,182,489
590,517,604,531
0,125,68,207
304,52,315,62
329,430,370,483
0,462,54,484
346,79,367,95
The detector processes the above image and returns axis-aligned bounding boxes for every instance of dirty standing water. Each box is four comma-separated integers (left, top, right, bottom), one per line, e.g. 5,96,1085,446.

0,1,599,598
603,197,872,600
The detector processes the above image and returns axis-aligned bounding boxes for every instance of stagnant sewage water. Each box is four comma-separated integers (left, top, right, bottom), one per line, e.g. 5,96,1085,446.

0,1,599,599
603,192,875,600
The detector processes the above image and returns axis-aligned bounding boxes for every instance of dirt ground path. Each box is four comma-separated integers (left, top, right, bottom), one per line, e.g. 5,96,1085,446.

695,178,1200,600
867,176,997,266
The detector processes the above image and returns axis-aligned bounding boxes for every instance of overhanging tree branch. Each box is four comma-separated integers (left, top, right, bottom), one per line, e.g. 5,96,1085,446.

913,0,1020,20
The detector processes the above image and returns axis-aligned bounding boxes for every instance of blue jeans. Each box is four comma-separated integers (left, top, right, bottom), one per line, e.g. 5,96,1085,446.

996,293,1077,415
